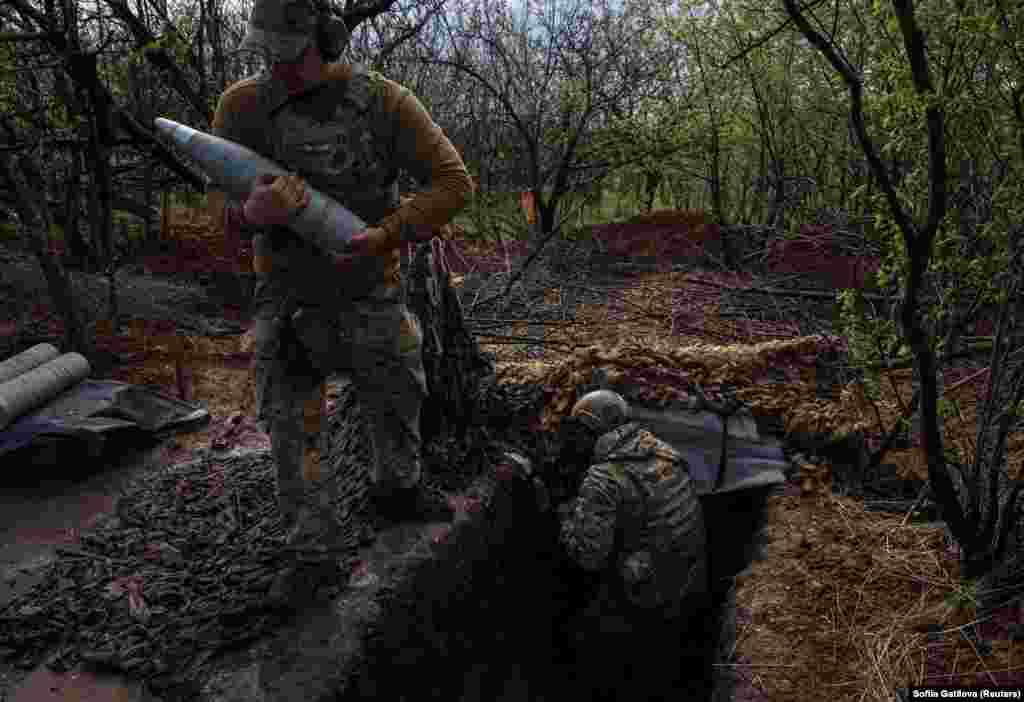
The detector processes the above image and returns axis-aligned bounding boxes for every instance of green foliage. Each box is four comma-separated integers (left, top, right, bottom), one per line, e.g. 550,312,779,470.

848,0,1024,359
944,579,979,610
134,18,196,68
0,40,31,134
453,189,531,243
935,397,960,422
836,288,900,400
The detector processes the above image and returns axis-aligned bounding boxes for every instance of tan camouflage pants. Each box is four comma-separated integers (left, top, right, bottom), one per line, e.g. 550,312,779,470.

252,275,427,564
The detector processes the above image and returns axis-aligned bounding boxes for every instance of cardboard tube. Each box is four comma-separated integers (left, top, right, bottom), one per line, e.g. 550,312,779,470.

0,343,60,385
0,352,91,430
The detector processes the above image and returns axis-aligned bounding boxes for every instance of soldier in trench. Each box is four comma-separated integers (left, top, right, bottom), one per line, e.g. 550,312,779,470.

558,390,713,700
208,0,474,604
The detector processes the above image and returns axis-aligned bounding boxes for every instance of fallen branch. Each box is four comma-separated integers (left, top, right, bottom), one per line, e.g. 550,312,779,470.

474,333,575,351
866,388,921,472
739,286,887,301
468,228,564,314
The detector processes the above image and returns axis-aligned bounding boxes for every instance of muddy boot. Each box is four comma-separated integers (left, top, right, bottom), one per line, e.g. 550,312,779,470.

370,483,454,523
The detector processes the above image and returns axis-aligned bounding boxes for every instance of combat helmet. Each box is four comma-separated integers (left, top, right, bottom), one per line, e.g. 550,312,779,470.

239,0,350,63
570,390,631,436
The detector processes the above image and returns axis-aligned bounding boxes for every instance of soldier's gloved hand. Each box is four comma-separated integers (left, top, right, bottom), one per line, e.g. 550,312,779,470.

498,452,533,480
495,452,551,512
330,222,438,272
330,227,390,272
244,173,311,227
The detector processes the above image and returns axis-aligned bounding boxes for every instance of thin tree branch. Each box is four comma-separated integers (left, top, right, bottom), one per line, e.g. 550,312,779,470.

781,0,917,244
891,0,946,239
723,0,831,68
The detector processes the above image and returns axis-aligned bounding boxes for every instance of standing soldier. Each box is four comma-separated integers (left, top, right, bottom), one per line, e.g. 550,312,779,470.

208,0,474,605
559,390,711,700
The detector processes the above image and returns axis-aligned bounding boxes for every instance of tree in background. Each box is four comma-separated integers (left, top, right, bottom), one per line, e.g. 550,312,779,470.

420,0,686,237
783,0,1024,638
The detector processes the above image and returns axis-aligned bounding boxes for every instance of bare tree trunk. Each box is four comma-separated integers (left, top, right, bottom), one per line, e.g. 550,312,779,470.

642,169,661,212
47,0,91,266
783,0,973,552
764,159,786,230
71,51,115,271
208,0,225,95
737,161,751,224
0,135,88,355
63,143,91,265
197,0,207,113
537,194,557,239
143,160,157,248
709,131,727,227
84,121,103,270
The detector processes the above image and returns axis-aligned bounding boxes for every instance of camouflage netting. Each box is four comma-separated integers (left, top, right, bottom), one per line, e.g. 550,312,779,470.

0,452,299,686
497,334,869,443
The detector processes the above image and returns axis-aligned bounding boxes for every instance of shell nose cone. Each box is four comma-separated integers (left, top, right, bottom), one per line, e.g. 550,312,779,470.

153,117,196,150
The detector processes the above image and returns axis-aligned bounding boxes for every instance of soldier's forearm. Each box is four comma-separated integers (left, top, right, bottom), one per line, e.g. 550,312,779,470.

228,200,266,236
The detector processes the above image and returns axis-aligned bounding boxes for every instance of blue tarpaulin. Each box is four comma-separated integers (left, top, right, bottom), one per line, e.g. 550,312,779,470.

630,405,788,495
0,380,209,457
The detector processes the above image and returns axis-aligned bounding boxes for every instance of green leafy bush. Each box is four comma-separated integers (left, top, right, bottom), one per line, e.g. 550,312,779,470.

836,288,901,401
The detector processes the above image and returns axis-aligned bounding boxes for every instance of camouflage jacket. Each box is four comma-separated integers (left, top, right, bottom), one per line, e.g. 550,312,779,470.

560,422,708,609
212,63,472,304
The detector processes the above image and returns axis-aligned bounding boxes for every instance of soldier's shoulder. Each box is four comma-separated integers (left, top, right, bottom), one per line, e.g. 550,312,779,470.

646,430,681,457
593,422,647,459
587,461,630,486
343,66,399,107
217,74,266,114
628,425,678,457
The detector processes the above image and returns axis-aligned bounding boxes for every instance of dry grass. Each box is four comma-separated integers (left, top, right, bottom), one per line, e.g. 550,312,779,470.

735,485,1024,699
736,491,949,698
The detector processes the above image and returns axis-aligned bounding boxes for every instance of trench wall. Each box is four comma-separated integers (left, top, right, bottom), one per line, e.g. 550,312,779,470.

195,466,741,702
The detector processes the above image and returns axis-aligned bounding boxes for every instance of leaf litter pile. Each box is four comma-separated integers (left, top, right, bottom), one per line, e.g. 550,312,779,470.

0,452,299,686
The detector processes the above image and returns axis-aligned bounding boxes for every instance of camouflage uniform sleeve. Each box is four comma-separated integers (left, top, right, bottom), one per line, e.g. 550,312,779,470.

560,464,622,572
209,79,266,241
373,77,474,246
